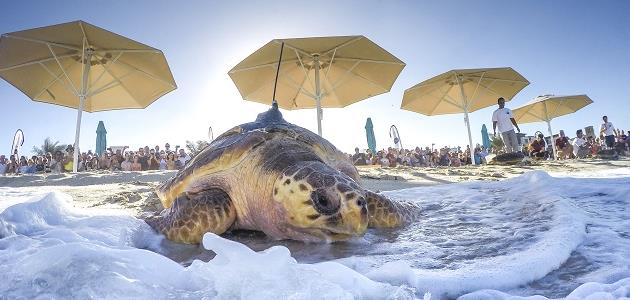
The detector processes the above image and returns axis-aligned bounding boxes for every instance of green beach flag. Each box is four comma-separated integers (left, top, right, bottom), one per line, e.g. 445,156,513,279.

96,121,107,156
481,124,491,149
365,118,376,154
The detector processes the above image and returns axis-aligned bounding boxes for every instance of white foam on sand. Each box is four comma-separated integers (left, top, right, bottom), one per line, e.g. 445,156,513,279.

1,169,630,299
0,191,413,299
358,172,586,298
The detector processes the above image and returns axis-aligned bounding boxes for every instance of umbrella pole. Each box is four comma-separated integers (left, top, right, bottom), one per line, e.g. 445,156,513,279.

73,97,85,172
547,120,556,160
73,48,92,172
464,109,475,165
455,76,476,165
314,55,323,136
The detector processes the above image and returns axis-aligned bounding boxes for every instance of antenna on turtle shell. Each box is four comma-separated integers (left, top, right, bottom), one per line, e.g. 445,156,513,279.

271,41,284,109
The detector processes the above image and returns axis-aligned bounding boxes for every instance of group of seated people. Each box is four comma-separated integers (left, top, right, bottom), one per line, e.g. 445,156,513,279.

527,129,630,160
0,143,193,175
349,128,630,168
351,145,490,168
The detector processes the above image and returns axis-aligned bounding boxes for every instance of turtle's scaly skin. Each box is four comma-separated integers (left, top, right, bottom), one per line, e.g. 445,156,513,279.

147,104,421,244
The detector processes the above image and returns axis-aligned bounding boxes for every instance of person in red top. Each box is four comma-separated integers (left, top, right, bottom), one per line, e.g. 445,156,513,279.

529,134,548,159
555,130,573,160
386,148,398,167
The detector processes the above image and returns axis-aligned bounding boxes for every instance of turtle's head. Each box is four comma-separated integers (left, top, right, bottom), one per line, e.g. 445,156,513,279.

272,161,368,242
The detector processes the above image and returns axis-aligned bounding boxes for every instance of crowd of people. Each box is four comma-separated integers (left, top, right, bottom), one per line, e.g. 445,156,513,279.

351,144,490,168
0,143,192,175
350,127,629,168
2,104,628,174
526,126,630,160
351,114,629,168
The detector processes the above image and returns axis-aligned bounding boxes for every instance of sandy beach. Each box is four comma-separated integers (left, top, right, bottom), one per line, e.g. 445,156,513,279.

2,158,628,218
2,158,630,299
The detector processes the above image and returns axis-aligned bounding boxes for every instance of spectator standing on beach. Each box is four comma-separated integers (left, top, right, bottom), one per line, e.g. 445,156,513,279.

148,149,160,170
44,153,52,171
0,155,7,175
6,155,17,174
386,148,398,167
89,156,99,171
121,154,132,171
177,149,191,168
49,151,62,173
138,148,149,171
109,154,121,171
159,153,168,171
63,146,74,172
131,155,142,171
26,159,36,174
99,153,111,170
600,116,616,149
115,150,124,165
352,148,367,166
166,152,177,170
492,97,521,153
18,157,29,174
35,156,45,172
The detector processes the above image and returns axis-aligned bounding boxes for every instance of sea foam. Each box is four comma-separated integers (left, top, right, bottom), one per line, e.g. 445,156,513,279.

1,169,630,299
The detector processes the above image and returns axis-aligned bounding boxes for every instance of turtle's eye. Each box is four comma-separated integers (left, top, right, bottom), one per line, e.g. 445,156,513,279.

311,190,338,215
356,197,367,207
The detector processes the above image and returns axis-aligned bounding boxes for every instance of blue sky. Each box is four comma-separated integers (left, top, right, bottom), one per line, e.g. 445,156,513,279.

1,0,629,156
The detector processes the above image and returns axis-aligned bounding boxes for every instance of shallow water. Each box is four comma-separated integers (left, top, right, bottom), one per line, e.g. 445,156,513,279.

1,169,630,299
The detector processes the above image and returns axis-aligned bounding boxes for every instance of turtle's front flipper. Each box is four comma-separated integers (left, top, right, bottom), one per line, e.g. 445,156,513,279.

366,191,421,228
145,189,236,244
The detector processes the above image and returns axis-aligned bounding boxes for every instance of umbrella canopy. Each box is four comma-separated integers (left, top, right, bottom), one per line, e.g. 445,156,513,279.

481,124,491,149
229,36,405,136
95,121,107,156
0,20,177,171
401,67,529,164
512,94,593,155
365,117,376,154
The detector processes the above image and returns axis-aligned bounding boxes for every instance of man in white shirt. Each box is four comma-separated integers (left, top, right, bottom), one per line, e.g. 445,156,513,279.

177,148,191,168
600,116,616,149
572,129,589,158
492,97,521,153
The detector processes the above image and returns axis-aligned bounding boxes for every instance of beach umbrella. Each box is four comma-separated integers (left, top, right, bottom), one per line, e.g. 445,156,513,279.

229,36,405,136
401,67,529,164
512,94,593,156
0,20,177,171
365,117,376,154
95,121,107,156
481,124,491,149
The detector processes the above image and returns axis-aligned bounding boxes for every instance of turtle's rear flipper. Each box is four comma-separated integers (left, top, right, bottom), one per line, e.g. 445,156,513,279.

145,189,236,244
366,191,421,228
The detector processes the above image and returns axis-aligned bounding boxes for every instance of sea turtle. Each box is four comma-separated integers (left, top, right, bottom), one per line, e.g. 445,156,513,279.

596,149,619,160
489,152,526,165
147,103,420,244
